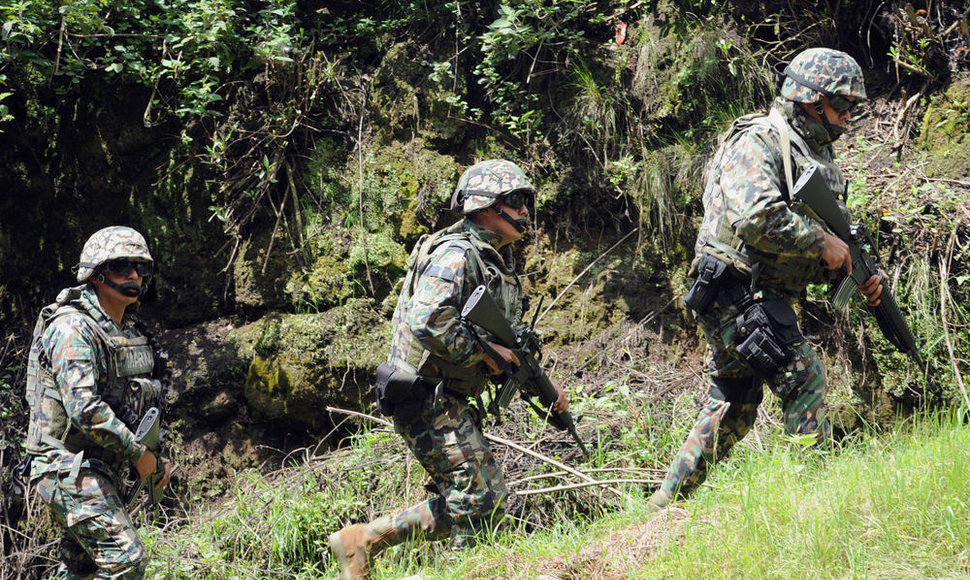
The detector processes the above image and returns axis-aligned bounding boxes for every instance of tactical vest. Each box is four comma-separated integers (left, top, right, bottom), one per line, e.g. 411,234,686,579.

25,286,160,471
389,221,522,396
694,105,845,297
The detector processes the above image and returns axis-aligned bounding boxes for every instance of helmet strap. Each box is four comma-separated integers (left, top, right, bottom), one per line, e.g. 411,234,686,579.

783,65,830,95
813,102,845,143
97,272,143,298
494,206,528,233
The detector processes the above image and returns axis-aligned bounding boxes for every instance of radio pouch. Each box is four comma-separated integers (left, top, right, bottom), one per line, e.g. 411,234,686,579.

734,299,802,377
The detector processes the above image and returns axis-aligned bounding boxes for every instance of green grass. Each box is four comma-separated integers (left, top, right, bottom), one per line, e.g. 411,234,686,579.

644,411,970,579
143,409,970,579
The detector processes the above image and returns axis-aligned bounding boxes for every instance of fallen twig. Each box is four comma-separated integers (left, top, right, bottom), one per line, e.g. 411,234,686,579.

938,233,969,409
513,466,664,485
325,406,629,499
514,478,655,496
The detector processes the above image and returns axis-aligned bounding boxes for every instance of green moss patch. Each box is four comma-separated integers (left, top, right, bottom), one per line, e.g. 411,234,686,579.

917,75,970,178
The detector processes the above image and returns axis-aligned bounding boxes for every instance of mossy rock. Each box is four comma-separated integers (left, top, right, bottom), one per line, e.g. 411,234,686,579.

228,299,391,428
285,228,409,311
233,217,297,316
286,249,354,312
523,240,632,346
358,140,458,240
917,74,970,179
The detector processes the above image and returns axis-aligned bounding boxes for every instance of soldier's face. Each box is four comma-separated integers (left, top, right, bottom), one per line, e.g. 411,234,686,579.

95,266,143,303
820,94,856,127
493,200,529,246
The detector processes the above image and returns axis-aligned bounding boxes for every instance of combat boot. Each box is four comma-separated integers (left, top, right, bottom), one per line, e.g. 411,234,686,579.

646,489,672,513
328,516,398,580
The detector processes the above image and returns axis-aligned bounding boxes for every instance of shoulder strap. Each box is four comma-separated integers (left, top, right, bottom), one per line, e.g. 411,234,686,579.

767,107,816,200
768,107,795,197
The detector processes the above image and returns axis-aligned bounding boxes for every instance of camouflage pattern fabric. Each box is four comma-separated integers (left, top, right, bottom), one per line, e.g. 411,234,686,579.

659,86,846,502
693,98,849,298
28,285,152,479
33,469,147,579
382,218,522,549
781,48,867,104
391,390,508,548
76,226,153,282
388,219,522,394
26,284,157,578
454,159,534,214
658,302,829,498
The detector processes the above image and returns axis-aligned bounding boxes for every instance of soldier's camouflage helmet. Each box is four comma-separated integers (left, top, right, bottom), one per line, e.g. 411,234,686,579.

450,159,535,215
76,226,154,282
781,48,867,104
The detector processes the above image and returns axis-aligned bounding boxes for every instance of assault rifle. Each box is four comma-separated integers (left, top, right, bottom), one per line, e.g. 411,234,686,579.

127,406,165,509
461,285,588,457
793,164,929,374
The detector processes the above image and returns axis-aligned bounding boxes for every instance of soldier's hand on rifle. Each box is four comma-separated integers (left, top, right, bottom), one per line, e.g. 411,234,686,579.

483,341,520,375
134,448,174,489
821,231,852,274
859,269,887,307
550,380,569,414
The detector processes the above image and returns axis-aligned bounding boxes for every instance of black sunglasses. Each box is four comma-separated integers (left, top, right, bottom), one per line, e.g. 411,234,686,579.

501,189,533,210
102,259,153,277
828,94,859,114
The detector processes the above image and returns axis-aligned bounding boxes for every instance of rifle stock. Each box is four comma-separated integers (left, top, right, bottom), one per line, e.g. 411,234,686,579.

461,285,589,456
793,164,928,372
128,406,164,509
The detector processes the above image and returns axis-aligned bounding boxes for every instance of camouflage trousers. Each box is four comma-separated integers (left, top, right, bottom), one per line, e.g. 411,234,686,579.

658,299,829,498
392,389,508,549
33,468,147,579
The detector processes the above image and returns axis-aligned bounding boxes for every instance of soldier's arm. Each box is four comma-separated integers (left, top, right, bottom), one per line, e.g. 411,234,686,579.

725,128,827,260
45,315,147,462
405,245,490,368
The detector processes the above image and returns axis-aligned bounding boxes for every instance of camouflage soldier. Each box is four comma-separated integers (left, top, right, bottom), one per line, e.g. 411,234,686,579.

647,48,885,509
328,159,568,579
24,226,174,578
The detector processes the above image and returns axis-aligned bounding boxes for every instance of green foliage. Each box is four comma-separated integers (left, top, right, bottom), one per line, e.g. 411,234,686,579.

475,0,613,138
839,135,969,405
145,427,411,579
145,405,970,579
0,363,24,422
571,377,694,468
649,411,970,578
0,74,13,131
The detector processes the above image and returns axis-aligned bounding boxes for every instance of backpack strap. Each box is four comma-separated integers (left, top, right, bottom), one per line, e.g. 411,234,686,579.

768,107,796,197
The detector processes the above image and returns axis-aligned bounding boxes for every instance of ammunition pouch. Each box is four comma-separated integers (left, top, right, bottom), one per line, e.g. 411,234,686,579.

734,299,802,377
375,363,430,423
683,254,729,315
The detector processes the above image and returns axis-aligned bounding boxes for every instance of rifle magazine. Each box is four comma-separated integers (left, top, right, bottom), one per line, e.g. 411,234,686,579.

832,277,856,310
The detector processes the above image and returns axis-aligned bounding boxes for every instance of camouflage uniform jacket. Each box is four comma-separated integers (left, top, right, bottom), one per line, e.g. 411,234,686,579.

693,97,851,300
26,284,158,483
388,219,523,397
